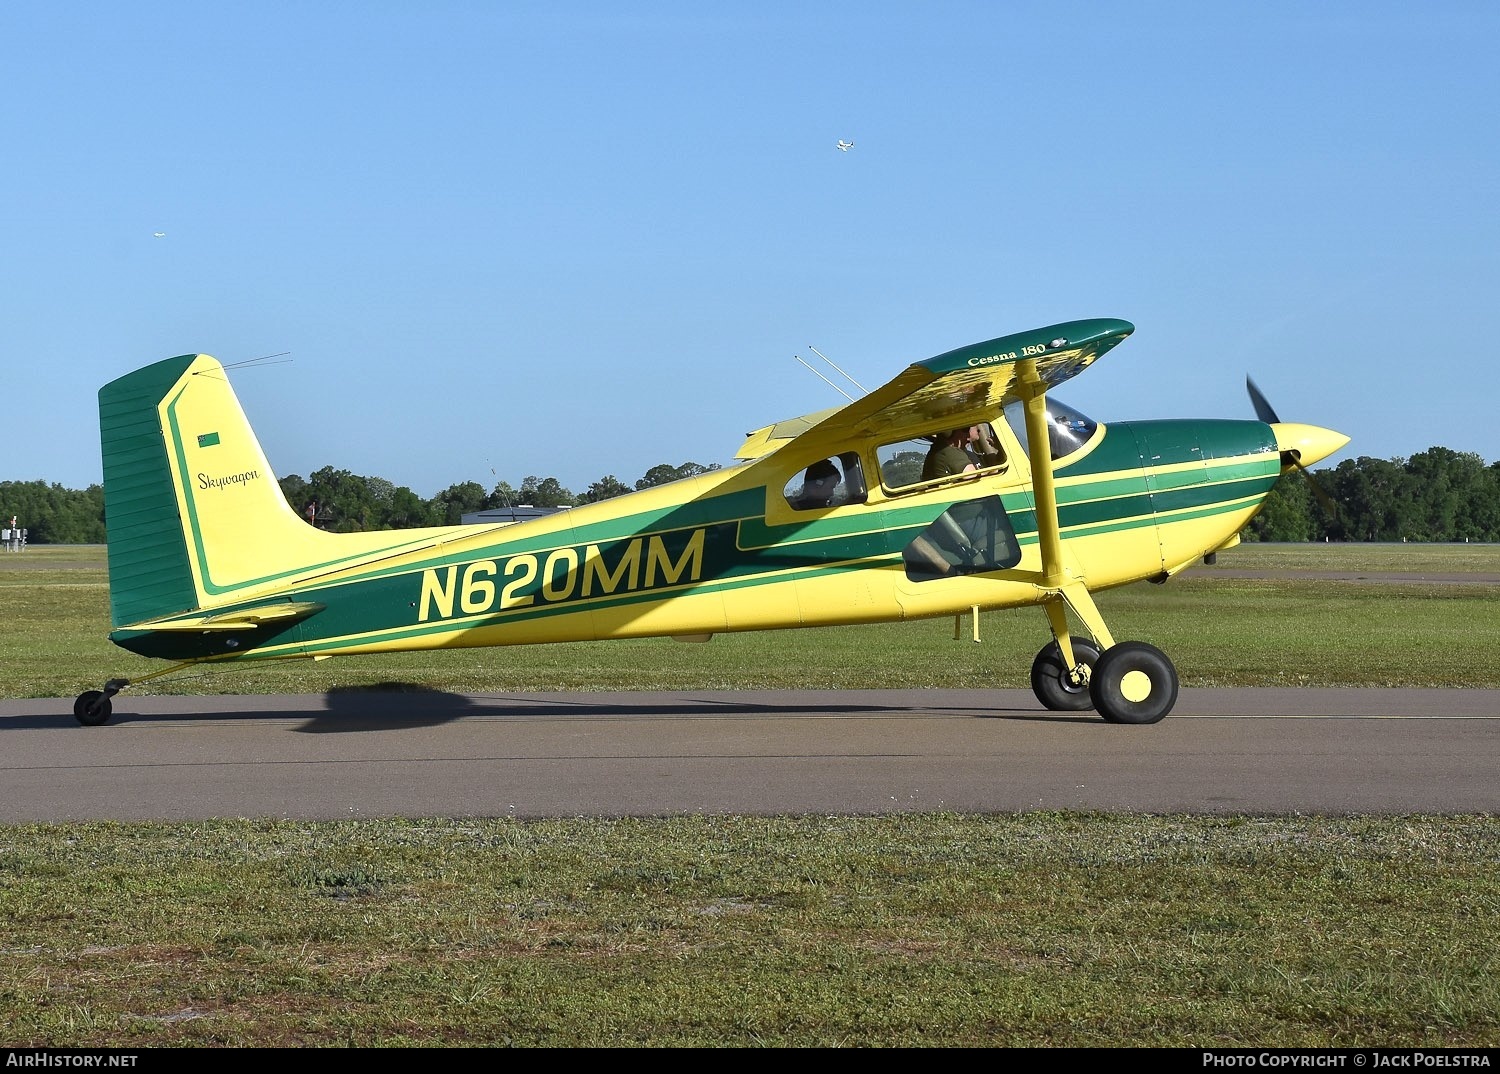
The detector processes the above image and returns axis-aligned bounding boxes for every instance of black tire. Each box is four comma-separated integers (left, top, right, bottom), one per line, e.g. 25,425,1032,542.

74,690,113,727
1089,642,1178,724
1030,637,1102,711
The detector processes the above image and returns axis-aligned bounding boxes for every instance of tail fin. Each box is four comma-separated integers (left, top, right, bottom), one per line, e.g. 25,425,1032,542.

99,354,346,627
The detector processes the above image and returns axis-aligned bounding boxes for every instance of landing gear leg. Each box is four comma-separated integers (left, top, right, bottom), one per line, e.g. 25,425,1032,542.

1028,590,1111,712
1030,637,1101,711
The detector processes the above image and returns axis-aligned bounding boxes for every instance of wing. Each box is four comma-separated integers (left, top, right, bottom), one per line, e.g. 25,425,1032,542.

736,317,1133,459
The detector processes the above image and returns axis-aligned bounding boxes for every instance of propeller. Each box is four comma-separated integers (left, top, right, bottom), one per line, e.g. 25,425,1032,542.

1245,376,1280,427
1246,376,1340,521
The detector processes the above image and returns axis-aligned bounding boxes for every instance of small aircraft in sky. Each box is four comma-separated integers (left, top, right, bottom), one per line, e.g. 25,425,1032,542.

74,318,1346,726
836,140,854,151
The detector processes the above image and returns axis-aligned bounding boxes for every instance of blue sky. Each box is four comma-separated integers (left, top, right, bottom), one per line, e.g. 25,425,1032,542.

4,2,1497,498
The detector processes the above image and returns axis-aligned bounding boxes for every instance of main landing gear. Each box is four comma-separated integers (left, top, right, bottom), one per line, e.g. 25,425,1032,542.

1024,582,1181,723
1029,638,1178,724
1088,640,1179,724
1029,637,1101,712
1032,639,1182,723
1027,577,1180,727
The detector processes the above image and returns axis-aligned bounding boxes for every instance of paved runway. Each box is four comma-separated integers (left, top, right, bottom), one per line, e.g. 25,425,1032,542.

2,688,1495,822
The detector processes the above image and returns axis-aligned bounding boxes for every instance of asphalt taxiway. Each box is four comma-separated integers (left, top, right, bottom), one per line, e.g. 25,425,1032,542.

1,687,1495,821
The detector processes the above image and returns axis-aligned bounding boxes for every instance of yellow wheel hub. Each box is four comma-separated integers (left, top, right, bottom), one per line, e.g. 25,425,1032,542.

1120,669,1154,704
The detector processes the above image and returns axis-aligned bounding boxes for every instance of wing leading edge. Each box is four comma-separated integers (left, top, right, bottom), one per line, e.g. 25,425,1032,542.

736,318,1133,460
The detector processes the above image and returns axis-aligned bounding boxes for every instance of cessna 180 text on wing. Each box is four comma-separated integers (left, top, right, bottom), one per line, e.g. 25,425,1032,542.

74,318,1347,726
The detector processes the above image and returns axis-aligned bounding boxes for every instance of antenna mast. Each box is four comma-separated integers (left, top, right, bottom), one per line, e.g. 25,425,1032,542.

808,346,868,395
795,356,856,401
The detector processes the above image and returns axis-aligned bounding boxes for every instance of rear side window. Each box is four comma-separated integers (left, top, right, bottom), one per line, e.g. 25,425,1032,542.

782,451,868,511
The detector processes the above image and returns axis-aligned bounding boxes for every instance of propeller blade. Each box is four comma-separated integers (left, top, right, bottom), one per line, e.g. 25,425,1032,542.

1246,376,1280,425
1294,460,1339,521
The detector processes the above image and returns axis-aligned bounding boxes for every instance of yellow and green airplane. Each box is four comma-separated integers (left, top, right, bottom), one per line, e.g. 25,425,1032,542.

75,317,1347,727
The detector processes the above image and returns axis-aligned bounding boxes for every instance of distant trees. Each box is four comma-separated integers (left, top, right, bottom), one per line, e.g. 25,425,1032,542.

7,450,1500,544
635,462,720,490
881,450,926,489
1244,470,1315,542
1322,456,1410,543
0,481,106,544
580,476,632,503
517,476,574,509
429,481,487,525
1244,449,1500,543
261,459,722,533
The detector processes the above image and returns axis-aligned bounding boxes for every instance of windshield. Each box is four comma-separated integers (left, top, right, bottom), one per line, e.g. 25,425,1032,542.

1002,396,1099,461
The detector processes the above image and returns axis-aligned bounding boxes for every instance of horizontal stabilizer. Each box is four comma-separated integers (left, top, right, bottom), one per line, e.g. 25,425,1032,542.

139,601,326,632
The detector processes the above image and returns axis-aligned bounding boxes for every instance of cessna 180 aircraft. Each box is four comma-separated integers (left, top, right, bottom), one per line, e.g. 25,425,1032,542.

73,317,1347,726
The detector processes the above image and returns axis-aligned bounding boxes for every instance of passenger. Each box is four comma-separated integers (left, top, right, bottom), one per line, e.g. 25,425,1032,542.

792,459,841,509
922,429,978,481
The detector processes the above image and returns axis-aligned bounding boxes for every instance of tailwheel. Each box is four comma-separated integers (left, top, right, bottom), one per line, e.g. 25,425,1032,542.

1089,642,1178,725
1030,637,1102,712
74,690,113,727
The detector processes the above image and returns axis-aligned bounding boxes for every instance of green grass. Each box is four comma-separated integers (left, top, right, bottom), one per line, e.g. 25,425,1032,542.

1203,542,1500,573
2,543,1498,1047
4,544,1500,696
2,815,1496,1047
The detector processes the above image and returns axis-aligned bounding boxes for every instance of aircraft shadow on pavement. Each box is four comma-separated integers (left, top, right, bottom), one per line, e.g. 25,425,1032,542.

302,686,1069,731
13,686,1068,730
309,683,490,732
300,685,1020,733
11,687,1068,729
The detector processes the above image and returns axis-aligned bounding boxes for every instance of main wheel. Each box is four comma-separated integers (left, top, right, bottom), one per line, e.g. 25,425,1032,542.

74,690,113,726
1030,637,1102,711
1089,642,1178,725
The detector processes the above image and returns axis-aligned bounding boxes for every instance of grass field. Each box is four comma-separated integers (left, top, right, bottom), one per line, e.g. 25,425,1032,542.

3,542,1500,698
1,543,1497,1048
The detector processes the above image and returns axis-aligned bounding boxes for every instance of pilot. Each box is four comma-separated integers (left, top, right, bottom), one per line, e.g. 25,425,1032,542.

965,423,1005,468
792,459,841,509
922,429,978,481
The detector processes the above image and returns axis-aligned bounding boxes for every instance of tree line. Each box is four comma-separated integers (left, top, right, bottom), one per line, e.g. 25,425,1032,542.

1244,447,1500,543
278,461,719,531
4,447,1499,545
0,461,718,545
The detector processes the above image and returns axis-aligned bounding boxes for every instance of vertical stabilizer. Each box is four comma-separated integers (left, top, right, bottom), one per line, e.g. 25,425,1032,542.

99,354,339,626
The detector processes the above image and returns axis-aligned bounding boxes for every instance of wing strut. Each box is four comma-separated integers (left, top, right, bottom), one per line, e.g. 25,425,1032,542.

1018,362,1064,589
1016,361,1115,662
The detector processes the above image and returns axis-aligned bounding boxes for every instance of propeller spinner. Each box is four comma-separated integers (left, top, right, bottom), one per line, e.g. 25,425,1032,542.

1247,376,1348,519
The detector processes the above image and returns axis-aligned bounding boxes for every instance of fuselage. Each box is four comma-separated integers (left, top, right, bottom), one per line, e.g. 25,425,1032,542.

110,413,1295,663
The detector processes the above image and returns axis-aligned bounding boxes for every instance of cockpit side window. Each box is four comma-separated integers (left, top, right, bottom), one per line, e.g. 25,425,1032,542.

1002,397,1098,462
877,421,1007,492
782,451,868,511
